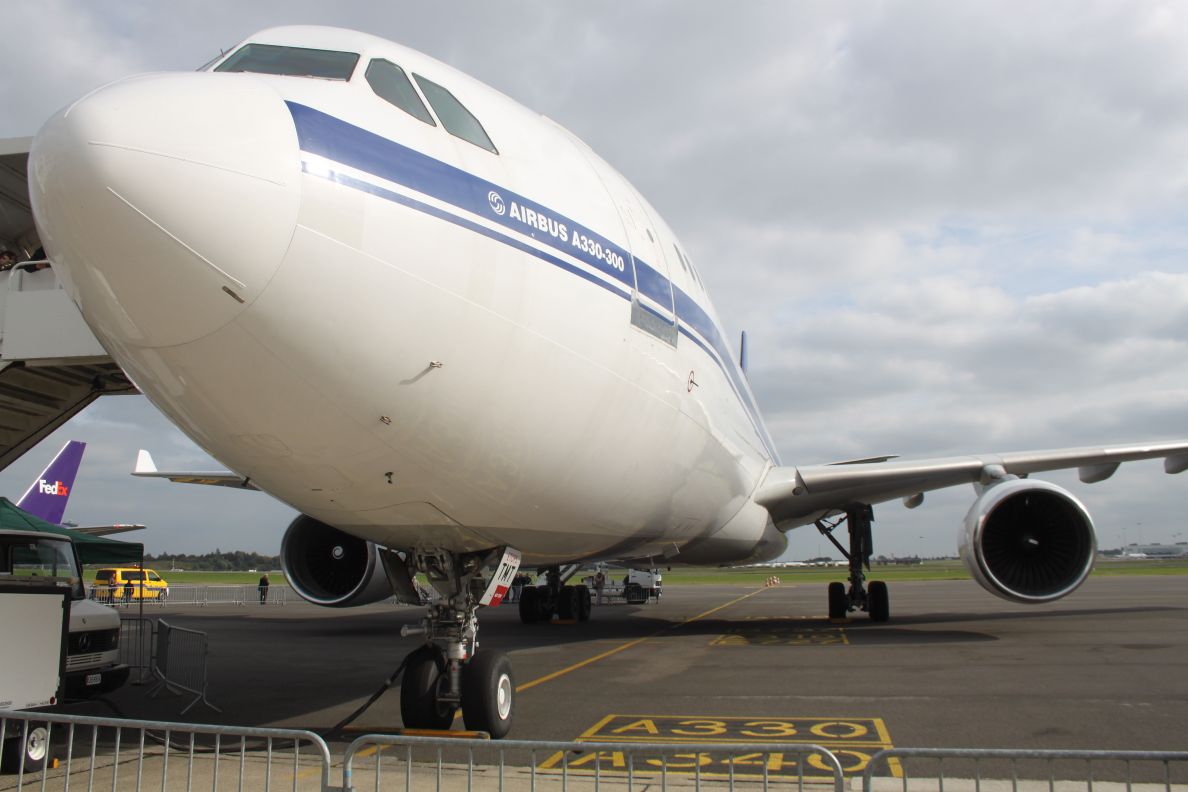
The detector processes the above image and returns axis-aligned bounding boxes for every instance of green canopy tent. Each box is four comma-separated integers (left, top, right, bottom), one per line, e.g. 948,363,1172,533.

0,496,143,565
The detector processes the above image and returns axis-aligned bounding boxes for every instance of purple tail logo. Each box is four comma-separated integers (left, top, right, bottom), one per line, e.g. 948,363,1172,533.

39,479,70,496
18,440,86,525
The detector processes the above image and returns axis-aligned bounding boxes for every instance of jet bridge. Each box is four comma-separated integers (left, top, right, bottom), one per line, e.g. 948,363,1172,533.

0,136,138,472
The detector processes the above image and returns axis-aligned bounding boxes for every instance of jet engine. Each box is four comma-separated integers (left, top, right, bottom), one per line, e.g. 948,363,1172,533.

959,478,1096,603
280,515,394,607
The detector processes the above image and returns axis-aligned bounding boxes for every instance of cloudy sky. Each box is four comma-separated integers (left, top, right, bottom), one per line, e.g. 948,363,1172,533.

1,1,1185,559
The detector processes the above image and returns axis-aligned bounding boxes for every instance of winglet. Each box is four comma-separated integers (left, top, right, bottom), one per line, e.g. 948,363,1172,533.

134,449,158,475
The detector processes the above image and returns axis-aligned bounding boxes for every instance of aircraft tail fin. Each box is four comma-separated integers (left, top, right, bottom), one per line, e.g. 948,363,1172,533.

17,440,86,524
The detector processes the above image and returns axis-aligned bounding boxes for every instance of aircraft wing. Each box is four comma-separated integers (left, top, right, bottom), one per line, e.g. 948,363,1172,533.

756,440,1188,528
132,449,259,490
71,524,146,537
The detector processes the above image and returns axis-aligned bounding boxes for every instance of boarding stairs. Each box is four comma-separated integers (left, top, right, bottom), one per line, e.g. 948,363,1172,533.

0,266,137,470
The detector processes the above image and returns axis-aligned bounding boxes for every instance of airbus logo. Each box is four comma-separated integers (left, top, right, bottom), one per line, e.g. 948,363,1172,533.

38,479,69,496
488,190,506,216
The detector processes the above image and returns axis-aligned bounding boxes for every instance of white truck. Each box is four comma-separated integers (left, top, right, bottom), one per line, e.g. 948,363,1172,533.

584,567,663,603
624,568,662,603
1,530,128,771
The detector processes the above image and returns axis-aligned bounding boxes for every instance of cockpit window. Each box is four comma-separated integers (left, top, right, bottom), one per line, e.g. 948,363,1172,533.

215,43,359,81
413,75,498,154
366,59,435,126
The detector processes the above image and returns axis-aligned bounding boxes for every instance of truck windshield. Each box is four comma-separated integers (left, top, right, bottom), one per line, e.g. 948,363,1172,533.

214,43,360,81
1,536,85,600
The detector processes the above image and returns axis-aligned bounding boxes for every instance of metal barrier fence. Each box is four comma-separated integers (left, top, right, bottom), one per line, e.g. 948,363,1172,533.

3,709,1187,792
0,709,331,791
148,619,220,715
342,733,846,791
118,615,157,685
861,748,1188,792
91,585,296,608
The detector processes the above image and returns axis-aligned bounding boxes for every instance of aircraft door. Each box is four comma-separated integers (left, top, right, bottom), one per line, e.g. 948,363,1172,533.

600,171,677,345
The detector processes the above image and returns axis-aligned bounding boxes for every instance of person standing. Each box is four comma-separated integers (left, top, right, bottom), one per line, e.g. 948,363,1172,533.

594,570,605,605
258,573,270,604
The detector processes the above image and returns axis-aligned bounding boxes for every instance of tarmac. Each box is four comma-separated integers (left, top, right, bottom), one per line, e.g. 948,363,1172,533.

74,574,1188,757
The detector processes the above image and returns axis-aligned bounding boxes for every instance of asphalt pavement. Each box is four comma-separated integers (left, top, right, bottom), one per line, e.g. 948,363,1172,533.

75,575,1188,758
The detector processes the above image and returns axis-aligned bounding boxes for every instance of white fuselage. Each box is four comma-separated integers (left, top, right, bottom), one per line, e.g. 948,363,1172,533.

30,26,786,567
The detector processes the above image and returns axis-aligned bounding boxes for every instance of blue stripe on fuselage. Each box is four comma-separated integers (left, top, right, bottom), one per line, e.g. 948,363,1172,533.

289,102,634,291
286,102,778,462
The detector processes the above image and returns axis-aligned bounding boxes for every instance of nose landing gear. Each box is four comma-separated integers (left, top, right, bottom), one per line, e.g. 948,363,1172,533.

398,547,520,738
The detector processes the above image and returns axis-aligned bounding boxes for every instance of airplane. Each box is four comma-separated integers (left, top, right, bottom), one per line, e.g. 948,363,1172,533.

16,439,144,536
24,25,1188,738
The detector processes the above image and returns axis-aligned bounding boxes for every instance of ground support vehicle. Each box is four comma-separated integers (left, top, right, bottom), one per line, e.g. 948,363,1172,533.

2,531,128,703
92,567,169,602
0,576,69,772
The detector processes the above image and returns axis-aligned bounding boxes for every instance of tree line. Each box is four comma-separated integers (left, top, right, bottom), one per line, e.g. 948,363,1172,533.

144,549,279,571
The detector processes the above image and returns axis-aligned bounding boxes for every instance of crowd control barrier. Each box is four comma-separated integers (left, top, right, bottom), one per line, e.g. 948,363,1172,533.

862,747,1188,792
342,732,846,791
118,615,157,685
3,709,1186,792
0,710,330,791
93,584,296,608
147,619,219,714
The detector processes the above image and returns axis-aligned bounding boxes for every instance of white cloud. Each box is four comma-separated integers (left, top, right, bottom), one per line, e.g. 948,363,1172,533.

1,1,1186,558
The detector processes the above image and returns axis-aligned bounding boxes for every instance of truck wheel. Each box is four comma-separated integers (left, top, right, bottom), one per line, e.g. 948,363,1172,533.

1,725,50,773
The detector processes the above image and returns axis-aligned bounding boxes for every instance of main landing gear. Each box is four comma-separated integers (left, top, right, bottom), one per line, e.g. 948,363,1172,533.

518,565,592,624
397,547,521,738
816,504,890,622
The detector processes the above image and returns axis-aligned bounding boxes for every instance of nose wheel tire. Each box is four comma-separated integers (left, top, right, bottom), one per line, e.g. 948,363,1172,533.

461,650,515,738
399,646,456,730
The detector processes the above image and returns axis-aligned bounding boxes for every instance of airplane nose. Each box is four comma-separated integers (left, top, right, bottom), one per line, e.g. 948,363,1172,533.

29,72,300,348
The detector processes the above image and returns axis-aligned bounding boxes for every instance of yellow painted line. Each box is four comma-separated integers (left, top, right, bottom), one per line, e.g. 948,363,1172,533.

516,587,766,693
572,735,894,747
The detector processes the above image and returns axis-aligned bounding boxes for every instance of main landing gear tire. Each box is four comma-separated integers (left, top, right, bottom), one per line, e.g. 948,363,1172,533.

1,725,50,774
536,586,555,621
461,650,514,738
399,646,456,730
575,584,592,622
519,585,542,624
827,581,847,620
868,580,890,622
557,585,579,620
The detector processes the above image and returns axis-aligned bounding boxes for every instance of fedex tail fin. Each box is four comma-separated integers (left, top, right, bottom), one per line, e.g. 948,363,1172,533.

17,440,86,524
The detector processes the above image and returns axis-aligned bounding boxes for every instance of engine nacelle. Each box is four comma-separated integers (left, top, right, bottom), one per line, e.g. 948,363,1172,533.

280,515,394,607
959,478,1097,604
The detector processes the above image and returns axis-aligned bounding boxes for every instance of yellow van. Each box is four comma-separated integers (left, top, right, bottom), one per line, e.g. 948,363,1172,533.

93,567,168,601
